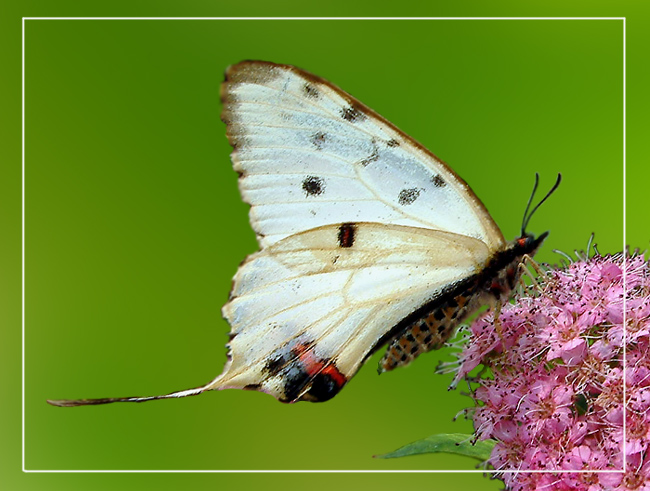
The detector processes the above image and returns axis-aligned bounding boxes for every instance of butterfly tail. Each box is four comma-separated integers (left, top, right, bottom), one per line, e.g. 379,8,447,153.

46,378,226,407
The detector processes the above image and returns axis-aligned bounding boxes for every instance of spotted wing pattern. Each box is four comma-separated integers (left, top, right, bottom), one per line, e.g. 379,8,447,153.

222,61,505,251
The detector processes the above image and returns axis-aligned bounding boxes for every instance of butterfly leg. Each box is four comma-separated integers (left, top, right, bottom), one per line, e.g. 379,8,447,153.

518,254,547,294
493,299,506,349
523,254,546,276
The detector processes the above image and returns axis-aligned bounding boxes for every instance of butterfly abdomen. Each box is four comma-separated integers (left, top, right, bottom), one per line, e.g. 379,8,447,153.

379,275,486,372
378,233,548,373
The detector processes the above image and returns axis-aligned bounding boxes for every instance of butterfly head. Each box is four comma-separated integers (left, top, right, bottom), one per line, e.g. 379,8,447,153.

514,231,549,257
508,173,560,261
486,175,560,300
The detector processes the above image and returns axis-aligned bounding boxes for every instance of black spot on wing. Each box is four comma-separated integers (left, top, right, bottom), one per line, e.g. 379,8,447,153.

307,374,339,402
431,174,447,187
337,223,356,248
281,364,311,402
302,175,325,196
386,139,400,147
308,367,346,402
340,104,367,123
264,339,313,377
398,188,422,205
358,139,379,166
311,132,327,150
265,353,289,376
303,83,319,99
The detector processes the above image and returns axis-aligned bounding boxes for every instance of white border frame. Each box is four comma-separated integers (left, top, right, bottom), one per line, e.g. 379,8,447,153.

22,16,627,475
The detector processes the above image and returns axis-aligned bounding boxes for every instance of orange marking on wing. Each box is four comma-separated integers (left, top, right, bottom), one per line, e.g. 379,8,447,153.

292,343,346,387
321,364,347,388
293,344,324,376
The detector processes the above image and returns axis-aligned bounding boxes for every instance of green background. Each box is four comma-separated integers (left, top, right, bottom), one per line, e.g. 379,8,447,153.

3,1,648,490
27,15,622,467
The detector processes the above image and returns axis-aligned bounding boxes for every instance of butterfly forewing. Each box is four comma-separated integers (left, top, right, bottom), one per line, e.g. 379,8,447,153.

222,61,506,251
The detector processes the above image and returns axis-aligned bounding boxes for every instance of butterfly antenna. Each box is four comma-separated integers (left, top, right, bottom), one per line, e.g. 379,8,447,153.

521,173,562,235
520,173,540,236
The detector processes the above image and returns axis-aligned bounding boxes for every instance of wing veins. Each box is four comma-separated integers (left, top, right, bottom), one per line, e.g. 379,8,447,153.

228,70,504,251
231,84,490,238
292,303,387,401
233,257,443,301
238,148,467,235
227,296,347,378
228,86,405,150
350,155,444,230
236,144,365,168
230,290,389,394
228,79,363,121
229,122,369,142
248,197,378,205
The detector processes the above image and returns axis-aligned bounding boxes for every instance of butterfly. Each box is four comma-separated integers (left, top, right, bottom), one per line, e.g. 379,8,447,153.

48,61,560,407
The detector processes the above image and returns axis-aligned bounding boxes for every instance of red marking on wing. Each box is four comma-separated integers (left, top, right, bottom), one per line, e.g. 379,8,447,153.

321,364,347,388
292,343,347,388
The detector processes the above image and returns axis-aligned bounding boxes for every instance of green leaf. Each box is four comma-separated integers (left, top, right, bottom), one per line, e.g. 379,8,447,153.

375,433,496,462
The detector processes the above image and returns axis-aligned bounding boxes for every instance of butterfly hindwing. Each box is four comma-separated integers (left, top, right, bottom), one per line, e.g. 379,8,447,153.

222,61,506,251
217,222,490,402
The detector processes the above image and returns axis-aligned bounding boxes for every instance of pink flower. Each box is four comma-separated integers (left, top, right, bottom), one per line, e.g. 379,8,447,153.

455,252,650,490
614,453,650,490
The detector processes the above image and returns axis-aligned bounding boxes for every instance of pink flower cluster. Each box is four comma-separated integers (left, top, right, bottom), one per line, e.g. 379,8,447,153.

454,252,650,490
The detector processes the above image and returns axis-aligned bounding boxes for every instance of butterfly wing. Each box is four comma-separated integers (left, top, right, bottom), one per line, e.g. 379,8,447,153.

213,222,490,402
47,222,492,407
222,61,506,251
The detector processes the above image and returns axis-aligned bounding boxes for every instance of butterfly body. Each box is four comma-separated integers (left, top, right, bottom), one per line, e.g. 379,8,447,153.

378,233,547,373
48,61,556,408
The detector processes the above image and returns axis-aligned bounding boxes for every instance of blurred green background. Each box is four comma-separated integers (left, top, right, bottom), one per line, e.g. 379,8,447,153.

4,2,647,491
26,15,623,466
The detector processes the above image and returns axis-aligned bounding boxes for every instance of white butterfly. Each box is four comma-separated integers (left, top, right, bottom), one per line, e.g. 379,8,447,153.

49,61,559,407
